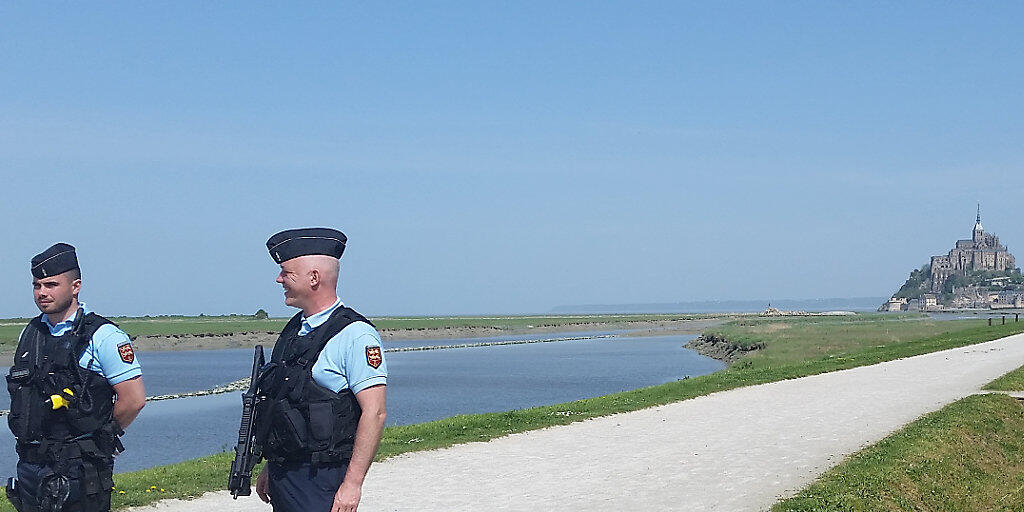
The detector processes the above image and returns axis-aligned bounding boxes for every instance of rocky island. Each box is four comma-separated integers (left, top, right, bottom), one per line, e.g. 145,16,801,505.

881,207,1024,311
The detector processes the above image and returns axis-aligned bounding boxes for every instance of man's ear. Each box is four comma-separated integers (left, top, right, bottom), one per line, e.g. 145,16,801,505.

71,278,82,297
309,269,321,288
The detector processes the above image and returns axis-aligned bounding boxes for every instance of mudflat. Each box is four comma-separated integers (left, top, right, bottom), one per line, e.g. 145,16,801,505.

0,318,724,366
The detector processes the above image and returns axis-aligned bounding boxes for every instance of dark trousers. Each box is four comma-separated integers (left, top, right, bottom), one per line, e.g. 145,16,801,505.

13,459,113,512
268,461,348,512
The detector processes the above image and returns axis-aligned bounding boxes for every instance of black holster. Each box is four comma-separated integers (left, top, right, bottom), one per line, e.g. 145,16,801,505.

36,470,70,512
6,477,28,512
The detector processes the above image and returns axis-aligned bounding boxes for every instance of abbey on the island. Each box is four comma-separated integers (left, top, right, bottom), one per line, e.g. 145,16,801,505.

881,207,1023,312
928,206,1015,293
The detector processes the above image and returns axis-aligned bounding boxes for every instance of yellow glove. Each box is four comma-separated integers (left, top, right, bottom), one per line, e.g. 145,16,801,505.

50,388,74,410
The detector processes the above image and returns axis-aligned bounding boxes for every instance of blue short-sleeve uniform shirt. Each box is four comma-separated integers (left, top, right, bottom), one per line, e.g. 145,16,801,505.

35,301,143,386
299,299,387,395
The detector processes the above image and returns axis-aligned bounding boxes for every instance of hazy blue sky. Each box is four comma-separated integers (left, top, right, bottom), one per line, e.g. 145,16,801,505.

1,2,1022,317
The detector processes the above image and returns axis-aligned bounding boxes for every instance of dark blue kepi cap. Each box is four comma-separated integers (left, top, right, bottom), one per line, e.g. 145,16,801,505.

31,243,79,279
266,228,347,264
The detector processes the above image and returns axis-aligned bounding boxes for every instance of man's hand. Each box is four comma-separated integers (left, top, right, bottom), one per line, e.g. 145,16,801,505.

332,480,362,512
255,465,271,504
333,384,386,512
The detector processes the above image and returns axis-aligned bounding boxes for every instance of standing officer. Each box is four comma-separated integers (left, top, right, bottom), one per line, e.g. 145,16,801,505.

254,228,388,512
5,243,146,512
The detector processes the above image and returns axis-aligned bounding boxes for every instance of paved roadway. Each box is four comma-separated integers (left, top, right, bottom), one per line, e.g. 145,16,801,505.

132,332,1024,512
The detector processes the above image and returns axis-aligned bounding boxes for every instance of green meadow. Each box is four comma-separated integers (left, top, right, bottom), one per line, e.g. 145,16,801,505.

703,313,990,370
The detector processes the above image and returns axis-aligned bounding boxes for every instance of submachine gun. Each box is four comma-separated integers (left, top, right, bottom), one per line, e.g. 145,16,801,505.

228,345,265,498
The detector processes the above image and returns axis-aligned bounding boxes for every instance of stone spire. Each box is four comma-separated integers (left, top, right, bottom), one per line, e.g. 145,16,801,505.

975,203,984,233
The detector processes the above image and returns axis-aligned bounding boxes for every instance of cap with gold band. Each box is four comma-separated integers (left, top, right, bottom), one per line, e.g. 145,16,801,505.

266,228,347,264
31,243,79,279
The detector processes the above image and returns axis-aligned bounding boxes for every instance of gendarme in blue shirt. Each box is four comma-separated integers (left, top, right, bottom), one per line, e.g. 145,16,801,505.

27,301,143,386
299,299,387,395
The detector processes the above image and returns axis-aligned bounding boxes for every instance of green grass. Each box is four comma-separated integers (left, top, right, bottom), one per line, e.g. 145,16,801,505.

371,313,718,330
0,316,288,348
773,393,1024,512
0,313,719,350
705,314,988,370
984,364,1024,392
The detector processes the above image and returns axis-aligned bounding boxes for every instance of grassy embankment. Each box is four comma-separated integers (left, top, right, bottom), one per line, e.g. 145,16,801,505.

0,313,717,352
774,393,1024,511
983,362,1024,392
775,360,1024,511
2,314,1023,511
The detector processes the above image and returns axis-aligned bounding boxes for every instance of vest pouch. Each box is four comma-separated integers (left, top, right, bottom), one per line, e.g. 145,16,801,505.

270,400,308,454
66,383,109,435
6,370,45,441
307,401,335,446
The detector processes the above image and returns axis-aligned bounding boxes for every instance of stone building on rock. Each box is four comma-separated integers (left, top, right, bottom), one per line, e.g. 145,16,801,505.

928,207,1015,293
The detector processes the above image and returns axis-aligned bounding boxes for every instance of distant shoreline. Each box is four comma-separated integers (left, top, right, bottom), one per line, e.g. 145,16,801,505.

0,317,728,366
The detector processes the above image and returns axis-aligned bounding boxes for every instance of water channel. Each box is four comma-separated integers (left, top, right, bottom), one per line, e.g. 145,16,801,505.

0,331,723,477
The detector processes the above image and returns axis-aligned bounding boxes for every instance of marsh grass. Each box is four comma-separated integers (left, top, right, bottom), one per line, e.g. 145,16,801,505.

0,313,718,349
707,314,987,369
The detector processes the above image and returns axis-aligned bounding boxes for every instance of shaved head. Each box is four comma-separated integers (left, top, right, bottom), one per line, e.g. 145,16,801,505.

305,254,339,288
276,254,341,314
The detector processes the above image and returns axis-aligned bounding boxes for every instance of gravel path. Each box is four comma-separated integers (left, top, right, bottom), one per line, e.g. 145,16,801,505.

130,332,1024,512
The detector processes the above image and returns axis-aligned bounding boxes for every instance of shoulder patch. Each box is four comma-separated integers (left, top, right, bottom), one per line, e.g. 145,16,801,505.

365,346,382,369
118,342,135,364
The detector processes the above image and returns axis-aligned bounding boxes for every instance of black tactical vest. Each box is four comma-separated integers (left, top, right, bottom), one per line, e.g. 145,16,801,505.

6,310,121,459
255,305,374,465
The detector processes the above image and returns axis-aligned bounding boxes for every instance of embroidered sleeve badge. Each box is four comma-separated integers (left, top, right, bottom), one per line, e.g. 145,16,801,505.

365,346,382,369
118,343,135,364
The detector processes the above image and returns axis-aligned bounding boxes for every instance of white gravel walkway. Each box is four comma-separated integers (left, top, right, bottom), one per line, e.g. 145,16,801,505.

130,332,1024,512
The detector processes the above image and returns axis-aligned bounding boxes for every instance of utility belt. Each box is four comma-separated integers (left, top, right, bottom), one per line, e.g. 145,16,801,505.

7,427,123,512
16,434,122,466
264,449,352,466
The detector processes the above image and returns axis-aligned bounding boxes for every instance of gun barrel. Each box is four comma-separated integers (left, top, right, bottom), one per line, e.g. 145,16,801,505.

227,345,265,498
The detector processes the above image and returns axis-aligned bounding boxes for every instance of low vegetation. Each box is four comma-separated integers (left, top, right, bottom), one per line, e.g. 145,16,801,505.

702,313,986,369
894,264,932,299
984,363,1024,392
773,393,1024,511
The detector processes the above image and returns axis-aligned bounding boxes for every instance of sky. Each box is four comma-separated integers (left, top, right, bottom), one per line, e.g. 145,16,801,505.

1,2,1022,317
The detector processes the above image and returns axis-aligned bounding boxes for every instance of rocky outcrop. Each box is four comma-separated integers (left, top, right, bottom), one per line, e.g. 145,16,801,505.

685,334,764,364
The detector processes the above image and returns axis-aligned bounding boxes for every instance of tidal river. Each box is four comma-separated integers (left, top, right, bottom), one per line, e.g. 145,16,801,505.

0,332,723,477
